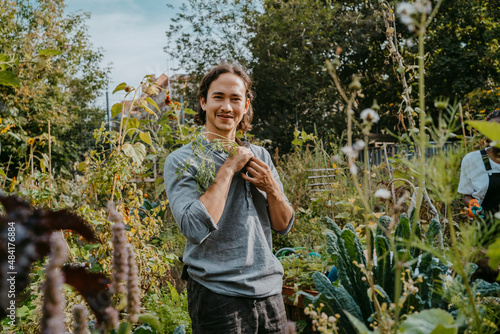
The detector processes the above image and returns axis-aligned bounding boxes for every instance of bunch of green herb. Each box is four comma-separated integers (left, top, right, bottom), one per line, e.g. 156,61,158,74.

175,133,239,194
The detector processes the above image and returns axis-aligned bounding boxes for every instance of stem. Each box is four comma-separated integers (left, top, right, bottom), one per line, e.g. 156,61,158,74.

111,87,140,203
326,60,350,105
48,120,52,189
347,93,356,147
2,155,12,190
394,13,428,331
30,144,34,188
446,205,483,333
380,0,415,129
459,103,468,153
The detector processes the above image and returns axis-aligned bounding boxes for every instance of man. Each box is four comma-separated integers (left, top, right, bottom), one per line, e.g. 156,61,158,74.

164,62,294,333
458,109,500,223
458,109,500,282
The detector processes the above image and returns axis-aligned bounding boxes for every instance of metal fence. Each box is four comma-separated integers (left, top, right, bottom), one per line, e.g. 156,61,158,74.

358,141,461,167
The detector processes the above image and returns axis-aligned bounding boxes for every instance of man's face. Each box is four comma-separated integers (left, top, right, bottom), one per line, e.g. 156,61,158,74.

201,73,249,140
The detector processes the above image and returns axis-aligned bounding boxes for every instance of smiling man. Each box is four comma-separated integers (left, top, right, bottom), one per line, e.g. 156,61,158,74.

164,62,294,333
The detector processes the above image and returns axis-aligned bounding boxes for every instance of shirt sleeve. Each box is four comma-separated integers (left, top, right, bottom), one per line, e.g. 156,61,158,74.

164,151,218,245
457,154,474,196
259,147,295,235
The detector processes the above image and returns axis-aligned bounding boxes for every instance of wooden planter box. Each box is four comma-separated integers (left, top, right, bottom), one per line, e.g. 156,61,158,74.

282,285,318,323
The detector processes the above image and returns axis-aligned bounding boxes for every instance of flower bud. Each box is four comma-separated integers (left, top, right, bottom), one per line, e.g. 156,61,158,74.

348,75,362,91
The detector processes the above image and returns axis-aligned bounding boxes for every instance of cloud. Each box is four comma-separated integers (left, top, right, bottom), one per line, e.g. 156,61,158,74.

66,0,183,93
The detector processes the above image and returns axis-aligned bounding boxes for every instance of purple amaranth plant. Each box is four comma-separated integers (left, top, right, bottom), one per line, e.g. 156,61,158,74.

126,244,140,323
108,201,128,296
72,304,88,334
0,194,97,321
41,232,68,334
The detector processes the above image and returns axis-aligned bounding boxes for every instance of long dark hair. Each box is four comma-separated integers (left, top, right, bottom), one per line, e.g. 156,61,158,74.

194,62,254,132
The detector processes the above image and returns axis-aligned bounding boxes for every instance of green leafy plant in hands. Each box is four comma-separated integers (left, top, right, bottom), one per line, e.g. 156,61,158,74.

175,133,239,194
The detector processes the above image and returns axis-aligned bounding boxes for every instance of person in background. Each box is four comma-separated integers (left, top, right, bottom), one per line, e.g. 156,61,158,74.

164,62,294,333
458,109,500,282
458,109,500,222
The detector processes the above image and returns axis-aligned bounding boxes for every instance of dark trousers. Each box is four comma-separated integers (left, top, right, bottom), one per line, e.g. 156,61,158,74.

187,277,287,334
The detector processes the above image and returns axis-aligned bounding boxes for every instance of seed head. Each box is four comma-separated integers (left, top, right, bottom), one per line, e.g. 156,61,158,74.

360,108,380,124
374,188,391,199
127,244,141,323
348,75,362,91
353,140,366,151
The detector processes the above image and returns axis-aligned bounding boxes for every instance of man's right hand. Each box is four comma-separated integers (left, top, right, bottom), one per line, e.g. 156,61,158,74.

223,147,254,174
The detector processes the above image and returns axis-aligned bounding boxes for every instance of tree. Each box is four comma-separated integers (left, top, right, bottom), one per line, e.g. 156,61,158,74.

165,0,500,152
425,0,500,109
0,0,109,178
248,0,398,152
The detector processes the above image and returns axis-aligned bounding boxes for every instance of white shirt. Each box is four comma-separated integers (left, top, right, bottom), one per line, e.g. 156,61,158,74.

458,150,500,204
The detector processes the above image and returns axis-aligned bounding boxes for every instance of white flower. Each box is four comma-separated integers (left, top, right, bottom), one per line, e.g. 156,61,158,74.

374,188,391,199
350,164,358,175
360,108,380,123
414,0,432,14
397,2,416,16
342,146,358,159
353,140,366,151
495,211,500,219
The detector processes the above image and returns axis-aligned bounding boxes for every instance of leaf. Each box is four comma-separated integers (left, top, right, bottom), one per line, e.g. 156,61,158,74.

399,309,459,334
111,103,123,118
0,70,21,87
344,311,372,333
0,168,6,177
487,237,500,275
62,265,111,325
125,117,140,137
145,97,161,113
139,132,153,147
117,321,132,334
143,105,157,116
122,143,147,165
40,158,46,173
113,82,127,94
137,313,163,333
184,107,196,115
38,49,63,56
77,161,87,172
0,54,11,70
467,121,500,148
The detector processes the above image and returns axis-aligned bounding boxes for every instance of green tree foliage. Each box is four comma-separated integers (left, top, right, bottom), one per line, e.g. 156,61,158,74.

248,0,396,152
425,1,500,101
0,0,109,175
165,0,500,152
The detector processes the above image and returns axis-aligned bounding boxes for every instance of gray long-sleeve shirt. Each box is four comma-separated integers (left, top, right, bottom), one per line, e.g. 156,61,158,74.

164,140,294,298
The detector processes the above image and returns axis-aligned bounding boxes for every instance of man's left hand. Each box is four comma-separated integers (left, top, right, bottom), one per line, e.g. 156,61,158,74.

241,157,277,194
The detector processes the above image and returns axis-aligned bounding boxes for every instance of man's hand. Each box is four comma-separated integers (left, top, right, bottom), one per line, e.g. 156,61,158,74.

241,157,278,194
224,147,254,174
468,198,484,218
241,156,293,232
199,147,253,225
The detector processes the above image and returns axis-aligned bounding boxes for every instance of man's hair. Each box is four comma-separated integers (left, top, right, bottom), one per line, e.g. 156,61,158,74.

486,109,500,121
195,62,254,132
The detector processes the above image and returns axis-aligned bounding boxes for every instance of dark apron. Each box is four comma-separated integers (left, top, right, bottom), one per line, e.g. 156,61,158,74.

472,150,500,282
480,149,500,215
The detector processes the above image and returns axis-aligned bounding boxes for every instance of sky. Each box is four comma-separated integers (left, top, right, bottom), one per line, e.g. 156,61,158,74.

65,0,185,100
